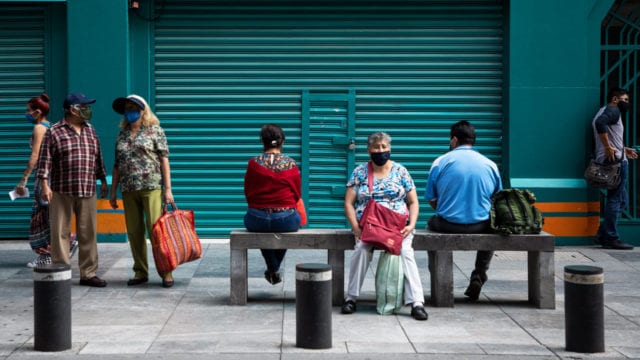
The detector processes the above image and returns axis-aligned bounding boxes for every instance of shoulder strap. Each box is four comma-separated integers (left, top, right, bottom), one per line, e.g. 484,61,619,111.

367,161,374,192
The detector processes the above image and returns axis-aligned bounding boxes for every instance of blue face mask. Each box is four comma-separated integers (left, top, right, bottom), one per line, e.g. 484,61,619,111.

124,110,141,124
25,113,37,124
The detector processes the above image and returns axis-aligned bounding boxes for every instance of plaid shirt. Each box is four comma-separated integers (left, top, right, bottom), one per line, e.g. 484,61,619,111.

37,118,107,197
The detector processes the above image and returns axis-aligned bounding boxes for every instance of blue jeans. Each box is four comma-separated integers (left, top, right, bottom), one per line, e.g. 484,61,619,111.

244,208,301,273
597,160,628,243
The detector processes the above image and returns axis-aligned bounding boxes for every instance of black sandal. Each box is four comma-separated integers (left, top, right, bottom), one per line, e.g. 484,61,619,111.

127,277,148,286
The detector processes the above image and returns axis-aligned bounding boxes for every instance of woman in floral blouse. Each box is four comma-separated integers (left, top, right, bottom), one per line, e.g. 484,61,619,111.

341,131,428,321
109,95,175,288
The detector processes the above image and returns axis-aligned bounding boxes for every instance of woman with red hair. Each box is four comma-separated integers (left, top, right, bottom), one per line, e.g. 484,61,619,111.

16,93,78,267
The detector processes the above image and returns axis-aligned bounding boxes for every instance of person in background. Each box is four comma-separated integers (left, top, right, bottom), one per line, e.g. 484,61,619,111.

243,124,302,285
37,92,109,287
16,93,77,268
591,87,638,250
341,131,428,321
109,94,176,288
425,120,502,301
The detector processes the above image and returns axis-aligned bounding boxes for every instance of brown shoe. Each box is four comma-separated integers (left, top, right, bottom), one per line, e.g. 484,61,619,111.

79,276,107,287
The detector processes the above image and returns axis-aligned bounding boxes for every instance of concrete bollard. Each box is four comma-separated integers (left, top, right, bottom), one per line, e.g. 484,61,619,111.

295,263,332,349
33,263,72,351
564,265,604,353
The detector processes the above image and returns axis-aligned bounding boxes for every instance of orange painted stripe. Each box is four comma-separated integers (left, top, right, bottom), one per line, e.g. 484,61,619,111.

536,202,600,237
71,199,127,234
542,216,599,237
536,202,600,213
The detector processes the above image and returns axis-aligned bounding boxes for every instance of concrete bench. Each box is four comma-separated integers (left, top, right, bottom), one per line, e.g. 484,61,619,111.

229,229,555,309
229,229,354,306
413,230,556,309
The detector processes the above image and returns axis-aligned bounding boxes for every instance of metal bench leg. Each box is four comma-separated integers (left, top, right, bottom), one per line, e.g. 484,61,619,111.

428,250,454,307
328,249,344,306
528,251,556,309
230,248,248,305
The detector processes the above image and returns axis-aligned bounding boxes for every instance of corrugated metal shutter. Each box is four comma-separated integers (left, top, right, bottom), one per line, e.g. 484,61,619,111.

153,0,504,238
0,5,48,239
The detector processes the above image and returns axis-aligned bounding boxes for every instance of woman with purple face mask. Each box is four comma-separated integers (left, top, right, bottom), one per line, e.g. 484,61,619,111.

110,94,176,288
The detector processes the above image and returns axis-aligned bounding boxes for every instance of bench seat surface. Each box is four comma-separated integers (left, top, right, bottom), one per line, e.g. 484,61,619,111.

229,229,555,309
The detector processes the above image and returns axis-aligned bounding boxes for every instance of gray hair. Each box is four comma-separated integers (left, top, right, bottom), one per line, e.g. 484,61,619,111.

367,132,392,149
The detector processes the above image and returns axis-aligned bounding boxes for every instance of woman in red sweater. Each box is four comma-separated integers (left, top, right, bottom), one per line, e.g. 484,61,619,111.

244,124,302,284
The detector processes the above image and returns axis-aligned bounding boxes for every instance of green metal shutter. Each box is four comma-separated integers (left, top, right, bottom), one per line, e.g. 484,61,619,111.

0,5,48,239
153,1,504,237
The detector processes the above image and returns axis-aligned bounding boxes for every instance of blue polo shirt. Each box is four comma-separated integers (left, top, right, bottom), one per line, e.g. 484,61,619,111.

425,145,502,224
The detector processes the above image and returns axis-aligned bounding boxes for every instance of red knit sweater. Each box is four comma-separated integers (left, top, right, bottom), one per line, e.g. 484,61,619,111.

244,158,301,209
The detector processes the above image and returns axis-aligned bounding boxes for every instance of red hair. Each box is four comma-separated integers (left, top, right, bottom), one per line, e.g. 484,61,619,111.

27,93,50,116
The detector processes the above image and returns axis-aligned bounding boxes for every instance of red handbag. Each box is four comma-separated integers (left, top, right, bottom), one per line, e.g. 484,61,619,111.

358,162,408,255
296,198,307,226
151,203,202,274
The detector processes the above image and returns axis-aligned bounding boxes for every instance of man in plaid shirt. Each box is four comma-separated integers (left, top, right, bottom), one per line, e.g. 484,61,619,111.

37,93,109,287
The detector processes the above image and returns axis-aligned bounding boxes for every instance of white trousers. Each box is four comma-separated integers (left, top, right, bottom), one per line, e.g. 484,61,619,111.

346,231,425,305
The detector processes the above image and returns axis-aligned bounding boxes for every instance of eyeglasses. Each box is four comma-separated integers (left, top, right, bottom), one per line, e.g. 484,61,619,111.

71,104,90,110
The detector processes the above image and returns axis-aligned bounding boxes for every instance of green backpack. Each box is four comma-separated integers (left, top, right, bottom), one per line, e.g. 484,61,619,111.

489,189,544,235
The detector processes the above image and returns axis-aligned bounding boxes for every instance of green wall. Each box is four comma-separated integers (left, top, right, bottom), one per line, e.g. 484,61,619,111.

65,0,621,243
507,1,615,245
3,0,632,243
508,0,613,193
66,0,130,171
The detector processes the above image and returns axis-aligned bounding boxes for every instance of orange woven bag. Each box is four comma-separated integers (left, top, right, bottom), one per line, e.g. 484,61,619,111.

151,203,202,274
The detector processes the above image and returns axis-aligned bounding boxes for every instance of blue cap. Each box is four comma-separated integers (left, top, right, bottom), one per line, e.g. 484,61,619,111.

63,92,96,109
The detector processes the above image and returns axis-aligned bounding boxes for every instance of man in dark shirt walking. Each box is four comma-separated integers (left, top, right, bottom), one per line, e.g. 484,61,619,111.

591,87,638,250
37,93,109,286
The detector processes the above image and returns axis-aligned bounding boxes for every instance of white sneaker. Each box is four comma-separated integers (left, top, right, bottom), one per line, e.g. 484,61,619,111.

27,254,52,268
69,236,78,259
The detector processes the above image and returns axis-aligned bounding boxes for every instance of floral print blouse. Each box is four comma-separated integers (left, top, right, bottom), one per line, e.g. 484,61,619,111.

253,152,297,171
346,161,415,222
114,125,168,193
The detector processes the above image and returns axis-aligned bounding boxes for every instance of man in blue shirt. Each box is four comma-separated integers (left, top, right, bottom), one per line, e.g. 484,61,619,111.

425,120,502,301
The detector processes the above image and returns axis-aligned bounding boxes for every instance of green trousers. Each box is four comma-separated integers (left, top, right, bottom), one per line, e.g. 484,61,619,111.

122,189,171,279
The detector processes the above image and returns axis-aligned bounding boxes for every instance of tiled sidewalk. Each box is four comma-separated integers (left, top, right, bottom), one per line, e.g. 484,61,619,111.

0,240,639,359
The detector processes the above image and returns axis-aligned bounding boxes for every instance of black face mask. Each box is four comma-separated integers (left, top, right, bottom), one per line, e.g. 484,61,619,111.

370,151,391,166
618,101,630,114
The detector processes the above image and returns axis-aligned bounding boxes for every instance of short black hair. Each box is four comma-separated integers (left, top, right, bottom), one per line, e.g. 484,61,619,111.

260,123,285,150
607,87,628,103
450,120,476,146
